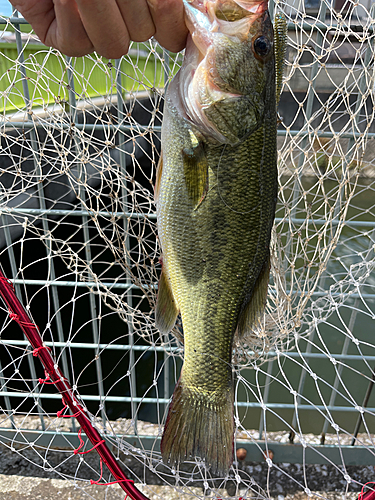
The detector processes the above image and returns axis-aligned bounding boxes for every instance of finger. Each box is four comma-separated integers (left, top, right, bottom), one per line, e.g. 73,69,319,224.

116,0,155,43
51,0,94,56
147,0,188,53
75,0,130,59
10,0,93,56
9,0,55,44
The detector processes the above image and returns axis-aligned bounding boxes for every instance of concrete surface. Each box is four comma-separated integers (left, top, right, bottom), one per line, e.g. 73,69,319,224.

0,440,371,499
0,475,366,500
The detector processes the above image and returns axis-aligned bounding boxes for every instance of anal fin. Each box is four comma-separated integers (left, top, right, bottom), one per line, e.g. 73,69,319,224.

155,268,179,334
237,254,271,337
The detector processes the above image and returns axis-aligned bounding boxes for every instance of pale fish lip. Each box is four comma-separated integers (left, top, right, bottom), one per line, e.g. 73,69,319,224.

184,0,268,14
236,0,268,14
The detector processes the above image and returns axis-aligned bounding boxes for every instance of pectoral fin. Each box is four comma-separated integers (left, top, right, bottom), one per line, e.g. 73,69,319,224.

237,254,270,337
155,268,179,334
183,140,208,208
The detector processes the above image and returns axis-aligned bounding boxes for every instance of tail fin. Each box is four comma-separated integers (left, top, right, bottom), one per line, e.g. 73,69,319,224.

161,378,234,475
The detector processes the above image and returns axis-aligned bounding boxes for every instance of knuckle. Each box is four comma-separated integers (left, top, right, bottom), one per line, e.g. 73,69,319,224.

98,42,130,60
158,37,186,54
59,47,88,57
58,40,94,57
73,0,91,8
167,39,187,53
131,27,156,43
148,0,179,14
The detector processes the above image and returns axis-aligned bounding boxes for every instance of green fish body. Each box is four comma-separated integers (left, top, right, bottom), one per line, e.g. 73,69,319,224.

155,0,285,475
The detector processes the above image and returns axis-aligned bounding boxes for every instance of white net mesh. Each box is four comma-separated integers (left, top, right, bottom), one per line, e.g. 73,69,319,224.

0,0,375,498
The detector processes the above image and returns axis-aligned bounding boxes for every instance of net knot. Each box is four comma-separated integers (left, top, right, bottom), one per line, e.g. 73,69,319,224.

8,310,38,330
56,397,81,418
38,371,55,385
33,345,51,357
0,276,15,290
73,429,105,455
87,457,134,489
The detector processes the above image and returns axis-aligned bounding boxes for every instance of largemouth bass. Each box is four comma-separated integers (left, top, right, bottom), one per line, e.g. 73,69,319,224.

155,0,286,475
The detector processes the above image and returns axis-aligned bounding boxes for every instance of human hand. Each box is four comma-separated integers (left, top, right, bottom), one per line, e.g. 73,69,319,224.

9,0,188,58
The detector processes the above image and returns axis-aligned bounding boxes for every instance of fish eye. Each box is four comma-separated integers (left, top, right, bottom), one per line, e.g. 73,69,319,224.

254,36,272,57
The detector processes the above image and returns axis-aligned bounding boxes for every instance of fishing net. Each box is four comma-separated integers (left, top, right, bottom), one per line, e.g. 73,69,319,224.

0,0,375,498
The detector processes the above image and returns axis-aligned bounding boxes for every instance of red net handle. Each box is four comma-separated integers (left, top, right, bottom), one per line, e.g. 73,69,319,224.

0,270,149,500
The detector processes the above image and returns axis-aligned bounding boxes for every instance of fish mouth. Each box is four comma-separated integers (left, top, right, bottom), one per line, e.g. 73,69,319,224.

170,1,269,143
182,0,269,64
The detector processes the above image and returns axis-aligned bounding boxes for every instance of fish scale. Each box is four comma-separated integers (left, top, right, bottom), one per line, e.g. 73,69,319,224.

162,120,277,380
155,0,285,475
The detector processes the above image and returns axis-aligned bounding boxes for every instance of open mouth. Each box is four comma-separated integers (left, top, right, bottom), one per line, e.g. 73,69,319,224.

171,0,267,143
